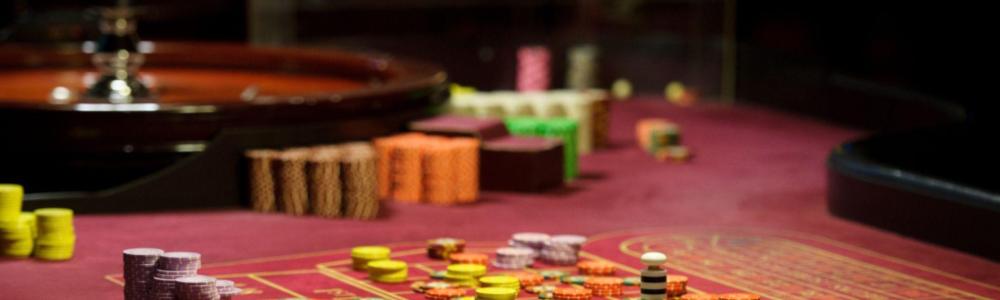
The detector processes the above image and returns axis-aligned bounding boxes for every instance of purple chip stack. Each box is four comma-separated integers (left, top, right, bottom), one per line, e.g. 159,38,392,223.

492,247,535,269
215,280,243,300
175,275,220,300
123,248,165,300
539,234,586,265
151,251,202,300
508,232,550,257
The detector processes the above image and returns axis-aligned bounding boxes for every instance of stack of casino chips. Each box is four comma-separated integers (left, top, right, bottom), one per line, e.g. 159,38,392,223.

427,238,466,259
636,118,690,163
508,232,549,256
449,252,489,265
245,142,380,219
0,184,31,258
425,287,468,300
33,208,76,261
367,260,409,283
123,248,165,300
506,271,543,288
667,275,689,298
476,287,519,300
375,133,480,205
214,280,243,300
577,260,615,276
479,275,520,292
491,247,534,269
516,46,551,92
552,287,592,300
565,44,598,90
444,263,486,287
175,275,220,300
351,246,391,271
505,117,579,181
539,235,586,265
584,277,624,297
151,251,202,299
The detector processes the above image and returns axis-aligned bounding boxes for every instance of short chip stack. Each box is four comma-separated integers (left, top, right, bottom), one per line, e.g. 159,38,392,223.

151,251,202,300
427,238,466,259
245,142,380,219
375,133,480,205
175,275,220,300
507,271,543,288
553,287,592,300
351,246,391,271
668,275,689,298
476,287,518,300
508,232,549,256
445,264,487,287
539,235,586,265
577,260,615,276
450,252,489,265
636,118,691,163
584,277,624,297
367,260,408,283
492,247,534,269
478,275,520,292
33,208,75,261
426,288,468,300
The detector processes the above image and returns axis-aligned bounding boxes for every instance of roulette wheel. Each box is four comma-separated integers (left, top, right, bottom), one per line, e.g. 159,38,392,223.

0,9,448,212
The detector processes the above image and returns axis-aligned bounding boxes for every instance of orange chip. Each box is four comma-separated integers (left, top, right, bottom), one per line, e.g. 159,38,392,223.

425,287,468,300
681,294,719,300
553,287,592,300
507,272,544,287
449,252,489,265
577,260,615,276
717,293,761,300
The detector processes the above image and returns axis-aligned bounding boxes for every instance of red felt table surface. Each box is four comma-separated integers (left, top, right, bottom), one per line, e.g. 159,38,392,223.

1,98,999,299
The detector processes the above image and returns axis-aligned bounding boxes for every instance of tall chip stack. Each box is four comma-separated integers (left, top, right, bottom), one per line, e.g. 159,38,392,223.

342,147,379,220
377,133,480,205
566,44,598,90
123,248,164,300
516,46,551,92
33,208,75,261
505,117,579,181
245,142,380,219
0,184,31,258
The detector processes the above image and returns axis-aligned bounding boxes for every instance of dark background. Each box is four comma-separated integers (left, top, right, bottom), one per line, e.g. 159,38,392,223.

1,0,993,130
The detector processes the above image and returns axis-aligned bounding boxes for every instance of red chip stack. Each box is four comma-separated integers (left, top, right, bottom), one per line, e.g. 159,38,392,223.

517,46,551,92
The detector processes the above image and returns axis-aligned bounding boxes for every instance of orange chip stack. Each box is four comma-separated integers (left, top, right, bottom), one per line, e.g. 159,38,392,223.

717,293,761,300
583,277,622,297
553,287,592,300
681,294,719,300
450,138,480,203
667,275,689,297
449,252,489,265
391,137,425,203
576,260,615,276
636,118,669,150
423,142,457,205
375,132,480,205
425,287,468,300
507,272,543,288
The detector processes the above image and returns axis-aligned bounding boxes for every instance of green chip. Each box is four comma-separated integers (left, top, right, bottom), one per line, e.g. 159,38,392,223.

538,270,567,280
560,275,587,285
623,276,641,286
431,270,447,280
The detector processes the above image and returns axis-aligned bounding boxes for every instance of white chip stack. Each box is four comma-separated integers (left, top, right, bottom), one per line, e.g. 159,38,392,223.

124,248,165,300
492,247,535,269
508,232,550,257
539,234,586,265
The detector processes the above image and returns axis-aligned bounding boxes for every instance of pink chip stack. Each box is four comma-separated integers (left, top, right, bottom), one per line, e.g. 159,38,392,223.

517,46,551,92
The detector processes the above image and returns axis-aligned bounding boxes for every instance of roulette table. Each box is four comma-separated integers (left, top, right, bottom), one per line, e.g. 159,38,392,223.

1,99,999,299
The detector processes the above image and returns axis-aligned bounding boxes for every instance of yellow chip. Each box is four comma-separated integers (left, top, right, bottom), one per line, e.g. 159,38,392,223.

475,287,517,300
479,275,519,286
0,184,24,222
447,263,486,276
351,246,391,259
368,260,407,272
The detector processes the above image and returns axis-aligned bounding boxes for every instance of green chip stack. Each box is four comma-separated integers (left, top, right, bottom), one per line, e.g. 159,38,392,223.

505,117,578,181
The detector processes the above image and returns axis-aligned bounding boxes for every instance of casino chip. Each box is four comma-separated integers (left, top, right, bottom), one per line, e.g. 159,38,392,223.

576,260,615,276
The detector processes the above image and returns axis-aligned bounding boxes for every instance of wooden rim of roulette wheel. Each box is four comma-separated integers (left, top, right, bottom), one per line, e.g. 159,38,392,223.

0,41,448,212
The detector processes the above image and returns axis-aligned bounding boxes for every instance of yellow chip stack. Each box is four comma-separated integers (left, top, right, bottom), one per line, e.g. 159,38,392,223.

475,287,518,300
445,264,487,287
367,260,408,283
33,208,75,261
0,184,32,258
351,246,391,271
479,275,520,292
